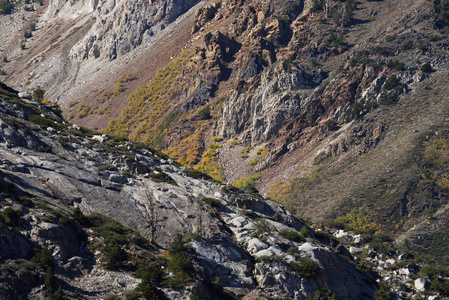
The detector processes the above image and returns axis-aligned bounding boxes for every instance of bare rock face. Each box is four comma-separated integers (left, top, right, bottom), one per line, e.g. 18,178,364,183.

40,0,202,61
214,65,320,145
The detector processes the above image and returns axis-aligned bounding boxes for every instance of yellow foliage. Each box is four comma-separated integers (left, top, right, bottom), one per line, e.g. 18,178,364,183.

244,146,253,153
203,149,216,158
67,100,78,108
256,148,267,156
76,105,92,119
166,129,203,168
437,177,449,189
103,50,193,145
337,209,380,234
250,158,259,166
41,99,51,106
266,181,291,202
424,137,449,169
233,174,261,189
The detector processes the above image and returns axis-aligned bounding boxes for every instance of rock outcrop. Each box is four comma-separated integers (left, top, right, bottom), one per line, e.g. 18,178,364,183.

40,0,202,61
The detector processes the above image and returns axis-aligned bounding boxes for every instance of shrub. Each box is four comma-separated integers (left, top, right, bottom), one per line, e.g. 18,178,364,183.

1,207,21,225
400,40,414,51
232,174,261,192
165,270,192,288
0,0,14,14
287,246,298,254
430,277,449,296
283,59,292,73
325,32,348,53
253,218,270,239
370,46,392,56
134,261,166,285
199,105,211,120
102,242,128,270
256,148,267,155
32,86,45,102
374,281,394,300
311,285,336,299
386,59,405,71
72,206,87,224
420,63,433,73
166,234,193,288
27,114,57,129
201,278,240,300
97,164,116,171
44,267,57,292
31,247,53,270
183,169,212,180
300,226,309,237
125,290,141,300
279,230,305,242
324,119,338,131
39,146,52,153
103,51,193,147
202,197,221,208
48,286,69,300
24,31,32,38
383,75,405,91
335,208,380,234
419,43,429,53
87,213,145,245
168,233,189,256
291,257,319,278
136,279,167,300
17,196,33,207
149,172,177,185
382,94,399,105
168,252,193,274
435,0,449,28
41,215,55,223
311,0,323,11
420,264,449,279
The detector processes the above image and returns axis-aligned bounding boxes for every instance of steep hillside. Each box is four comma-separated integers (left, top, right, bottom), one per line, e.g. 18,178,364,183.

99,0,449,266
0,0,210,129
0,82,387,299
2,0,449,276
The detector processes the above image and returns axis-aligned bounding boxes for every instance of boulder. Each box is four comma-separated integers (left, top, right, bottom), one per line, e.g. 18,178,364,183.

109,174,128,184
247,238,269,254
414,278,430,292
398,268,410,276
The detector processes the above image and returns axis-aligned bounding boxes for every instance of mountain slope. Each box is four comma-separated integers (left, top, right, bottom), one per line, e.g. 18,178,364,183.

0,82,382,299
2,0,449,274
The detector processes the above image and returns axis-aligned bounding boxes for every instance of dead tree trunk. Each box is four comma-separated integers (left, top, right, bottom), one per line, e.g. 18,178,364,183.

145,188,157,244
